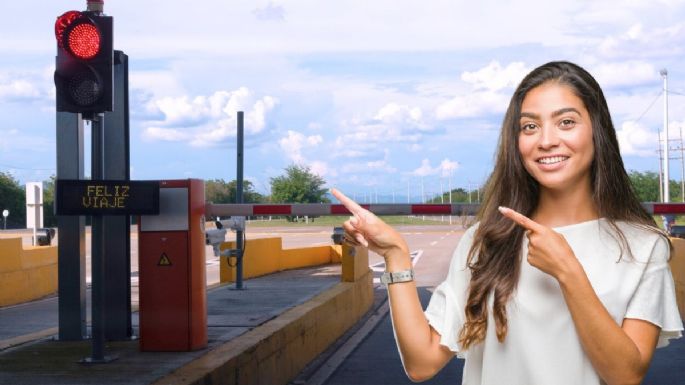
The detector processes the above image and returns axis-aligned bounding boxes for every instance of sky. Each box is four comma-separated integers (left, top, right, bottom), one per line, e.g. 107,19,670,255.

1,0,685,202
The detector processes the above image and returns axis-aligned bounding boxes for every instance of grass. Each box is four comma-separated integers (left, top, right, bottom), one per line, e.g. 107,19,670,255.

243,215,470,227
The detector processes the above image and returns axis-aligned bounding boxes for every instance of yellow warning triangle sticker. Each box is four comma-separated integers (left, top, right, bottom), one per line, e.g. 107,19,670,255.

158,252,172,266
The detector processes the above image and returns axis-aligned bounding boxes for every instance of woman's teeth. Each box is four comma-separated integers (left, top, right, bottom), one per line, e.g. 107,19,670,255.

538,156,568,164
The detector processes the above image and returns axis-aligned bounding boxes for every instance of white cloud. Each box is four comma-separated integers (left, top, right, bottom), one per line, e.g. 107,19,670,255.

439,158,460,177
334,102,428,157
435,61,526,121
409,157,459,178
0,79,41,101
592,61,658,88
278,130,323,164
374,103,426,129
596,22,685,59
616,121,658,157
435,90,509,120
309,160,333,178
412,159,437,177
139,87,279,147
253,1,286,21
461,61,529,92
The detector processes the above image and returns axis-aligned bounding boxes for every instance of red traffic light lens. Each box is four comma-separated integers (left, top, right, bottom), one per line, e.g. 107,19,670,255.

67,22,101,59
55,11,101,60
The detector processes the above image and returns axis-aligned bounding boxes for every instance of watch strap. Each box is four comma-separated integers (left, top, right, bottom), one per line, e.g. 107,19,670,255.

380,269,414,285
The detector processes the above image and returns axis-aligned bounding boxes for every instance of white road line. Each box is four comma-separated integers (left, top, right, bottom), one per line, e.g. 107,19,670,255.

412,250,423,267
430,241,437,246
370,250,423,272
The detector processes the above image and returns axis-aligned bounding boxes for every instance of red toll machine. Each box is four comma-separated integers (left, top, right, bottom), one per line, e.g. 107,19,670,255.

138,179,207,351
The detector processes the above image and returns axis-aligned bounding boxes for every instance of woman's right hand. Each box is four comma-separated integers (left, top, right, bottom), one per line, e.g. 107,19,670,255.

331,188,409,260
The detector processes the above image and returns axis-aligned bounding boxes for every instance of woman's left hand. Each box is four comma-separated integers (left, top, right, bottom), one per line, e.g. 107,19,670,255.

498,206,580,280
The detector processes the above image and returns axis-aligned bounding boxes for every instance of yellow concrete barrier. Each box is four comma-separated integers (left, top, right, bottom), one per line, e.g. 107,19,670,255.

220,238,348,283
0,238,58,307
669,238,685,320
152,269,375,385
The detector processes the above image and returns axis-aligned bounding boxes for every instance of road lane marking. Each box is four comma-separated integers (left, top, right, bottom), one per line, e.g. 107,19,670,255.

370,250,422,273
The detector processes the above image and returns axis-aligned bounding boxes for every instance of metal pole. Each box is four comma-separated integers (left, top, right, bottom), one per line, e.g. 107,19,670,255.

662,69,670,202
680,125,684,202
82,114,116,363
56,111,87,341
88,114,105,362
448,171,452,225
235,111,245,290
658,130,664,202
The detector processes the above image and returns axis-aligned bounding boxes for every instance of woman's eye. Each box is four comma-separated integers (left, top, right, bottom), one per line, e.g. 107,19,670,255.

520,123,537,133
560,119,576,129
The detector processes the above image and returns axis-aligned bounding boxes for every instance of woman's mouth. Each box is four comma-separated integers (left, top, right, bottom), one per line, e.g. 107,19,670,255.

537,156,569,165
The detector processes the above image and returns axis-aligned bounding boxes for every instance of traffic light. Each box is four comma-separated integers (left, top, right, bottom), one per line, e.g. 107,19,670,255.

54,10,113,117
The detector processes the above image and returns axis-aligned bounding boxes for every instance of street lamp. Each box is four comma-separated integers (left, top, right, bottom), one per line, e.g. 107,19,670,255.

2,209,8,230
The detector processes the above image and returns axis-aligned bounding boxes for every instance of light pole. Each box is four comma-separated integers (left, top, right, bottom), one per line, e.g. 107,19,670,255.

2,209,7,230
661,68,669,202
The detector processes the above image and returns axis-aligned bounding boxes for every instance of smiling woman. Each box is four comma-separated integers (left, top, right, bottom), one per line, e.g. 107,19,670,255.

332,61,683,385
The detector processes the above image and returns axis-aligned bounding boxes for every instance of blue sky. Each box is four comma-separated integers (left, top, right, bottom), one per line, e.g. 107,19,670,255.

1,0,685,202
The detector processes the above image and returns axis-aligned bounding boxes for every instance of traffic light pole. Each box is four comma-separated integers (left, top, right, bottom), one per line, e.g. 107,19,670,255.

82,114,117,364
235,111,245,290
56,112,87,341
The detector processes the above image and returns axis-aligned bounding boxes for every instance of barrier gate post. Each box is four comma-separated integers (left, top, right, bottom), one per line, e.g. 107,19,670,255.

138,179,207,351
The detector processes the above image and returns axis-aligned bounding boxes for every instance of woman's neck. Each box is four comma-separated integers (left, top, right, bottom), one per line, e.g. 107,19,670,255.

532,182,599,228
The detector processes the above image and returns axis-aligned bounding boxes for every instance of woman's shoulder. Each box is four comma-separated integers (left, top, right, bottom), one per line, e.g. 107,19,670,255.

607,220,670,263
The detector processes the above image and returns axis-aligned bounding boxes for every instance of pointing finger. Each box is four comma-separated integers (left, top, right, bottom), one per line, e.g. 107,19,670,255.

498,206,544,233
331,188,366,216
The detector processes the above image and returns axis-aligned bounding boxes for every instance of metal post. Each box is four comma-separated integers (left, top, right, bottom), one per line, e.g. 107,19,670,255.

662,69,670,202
82,114,116,363
235,111,245,290
103,51,132,340
448,171,453,225
680,125,684,202
56,111,87,341
658,129,664,202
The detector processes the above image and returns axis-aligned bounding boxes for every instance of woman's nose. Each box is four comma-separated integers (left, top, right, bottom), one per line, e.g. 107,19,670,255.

538,124,560,149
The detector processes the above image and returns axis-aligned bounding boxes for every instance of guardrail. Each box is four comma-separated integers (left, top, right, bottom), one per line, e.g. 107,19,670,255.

206,202,685,216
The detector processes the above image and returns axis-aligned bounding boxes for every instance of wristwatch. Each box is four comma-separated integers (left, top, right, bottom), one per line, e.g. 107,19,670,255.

380,269,414,285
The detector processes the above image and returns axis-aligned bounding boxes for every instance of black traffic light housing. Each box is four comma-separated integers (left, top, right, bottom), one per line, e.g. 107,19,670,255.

54,10,113,119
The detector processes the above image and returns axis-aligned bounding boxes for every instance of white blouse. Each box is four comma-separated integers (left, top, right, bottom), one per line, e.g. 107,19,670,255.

424,219,683,385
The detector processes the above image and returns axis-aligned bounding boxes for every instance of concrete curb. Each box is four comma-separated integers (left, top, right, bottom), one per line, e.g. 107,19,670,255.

151,270,374,385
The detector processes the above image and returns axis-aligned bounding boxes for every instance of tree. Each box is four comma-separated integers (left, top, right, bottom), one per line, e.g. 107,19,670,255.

43,175,57,227
428,187,482,204
0,172,25,229
270,164,329,204
205,179,231,204
628,170,681,203
205,179,264,204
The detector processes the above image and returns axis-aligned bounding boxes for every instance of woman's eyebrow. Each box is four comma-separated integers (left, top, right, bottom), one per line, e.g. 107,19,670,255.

520,108,581,120
551,107,581,117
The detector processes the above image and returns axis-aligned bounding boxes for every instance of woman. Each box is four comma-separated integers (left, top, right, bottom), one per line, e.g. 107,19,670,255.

332,61,683,385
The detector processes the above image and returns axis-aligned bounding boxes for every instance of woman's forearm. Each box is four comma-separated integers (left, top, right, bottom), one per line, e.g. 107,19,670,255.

385,248,452,382
558,264,650,385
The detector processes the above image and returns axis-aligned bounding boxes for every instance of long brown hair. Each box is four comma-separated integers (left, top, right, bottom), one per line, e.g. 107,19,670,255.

458,61,667,350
